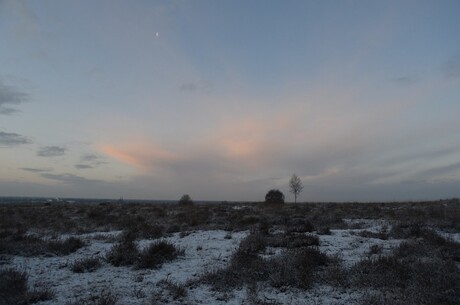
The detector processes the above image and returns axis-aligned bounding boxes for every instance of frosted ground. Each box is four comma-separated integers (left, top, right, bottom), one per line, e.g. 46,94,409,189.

1,201,459,305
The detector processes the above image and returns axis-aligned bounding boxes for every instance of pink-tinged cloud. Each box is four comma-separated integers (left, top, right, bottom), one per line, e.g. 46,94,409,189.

209,116,295,167
97,142,179,172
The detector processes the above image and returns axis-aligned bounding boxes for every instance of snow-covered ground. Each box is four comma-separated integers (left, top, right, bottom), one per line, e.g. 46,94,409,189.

3,219,459,305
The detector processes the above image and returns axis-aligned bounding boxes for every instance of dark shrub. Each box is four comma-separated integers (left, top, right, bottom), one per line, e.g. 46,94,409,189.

350,256,410,289
25,287,55,304
394,230,460,262
200,246,268,291
389,222,425,239
137,240,184,269
71,257,102,273
267,247,328,289
317,227,331,235
351,256,460,305
286,234,319,248
178,194,193,206
238,231,267,255
0,268,27,304
266,233,319,248
265,190,285,204
106,238,139,267
0,233,46,256
200,236,327,291
0,268,54,305
368,244,383,256
0,234,84,257
125,223,164,240
286,218,315,233
157,279,187,300
47,236,85,255
358,230,388,240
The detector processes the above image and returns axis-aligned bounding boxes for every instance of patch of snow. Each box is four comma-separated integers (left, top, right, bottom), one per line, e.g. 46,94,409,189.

319,229,403,268
8,230,247,305
3,220,419,304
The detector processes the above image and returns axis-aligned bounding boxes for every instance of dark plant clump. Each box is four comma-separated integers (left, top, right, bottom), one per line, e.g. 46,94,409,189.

267,247,328,289
71,257,102,273
47,236,85,255
178,194,193,206
199,231,328,291
106,237,139,267
137,240,185,269
157,278,188,300
286,218,315,233
265,189,285,204
0,268,28,305
0,268,54,305
350,236,460,305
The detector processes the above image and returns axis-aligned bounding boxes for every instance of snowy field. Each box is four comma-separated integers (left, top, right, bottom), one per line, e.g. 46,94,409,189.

7,228,388,305
1,201,459,305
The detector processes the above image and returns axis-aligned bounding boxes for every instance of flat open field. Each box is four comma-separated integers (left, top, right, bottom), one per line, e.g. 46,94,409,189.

1,200,459,305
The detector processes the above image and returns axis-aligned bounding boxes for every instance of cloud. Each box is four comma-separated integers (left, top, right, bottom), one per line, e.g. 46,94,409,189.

74,154,107,170
415,162,460,181
37,146,66,157
442,53,460,80
81,154,100,162
0,131,31,146
40,173,101,184
75,164,94,170
21,167,52,173
0,80,29,115
97,141,179,172
378,147,459,167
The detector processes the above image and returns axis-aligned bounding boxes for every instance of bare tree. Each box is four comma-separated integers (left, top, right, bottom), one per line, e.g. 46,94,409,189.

289,174,303,203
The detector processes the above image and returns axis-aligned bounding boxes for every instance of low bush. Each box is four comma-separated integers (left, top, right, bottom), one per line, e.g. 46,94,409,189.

388,222,426,239
350,256,410,289
199,236,328,291
351,241,460,305
266,247,328,289
47,236,85,255
317,227,331,235
137,240,184,269
0,268,54,305
0,268,27,304
266,233,319,248
157,278,187,300
106,238,139,267
357,230,388,240
71,257,102,273
0,233,46,256
24,287,55,304
286,218,315,233
368,244,383,256
394,229,460,262
0,234,84,257
238,231,267,255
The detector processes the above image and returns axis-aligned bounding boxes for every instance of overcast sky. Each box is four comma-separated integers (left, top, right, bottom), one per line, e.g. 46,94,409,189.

1,0,460,201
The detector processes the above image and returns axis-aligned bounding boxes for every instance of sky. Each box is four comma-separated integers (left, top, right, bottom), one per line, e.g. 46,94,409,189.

1,0,460,202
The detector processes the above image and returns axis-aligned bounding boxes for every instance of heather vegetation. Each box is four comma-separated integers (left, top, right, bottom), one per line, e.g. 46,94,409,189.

0,199,459,304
